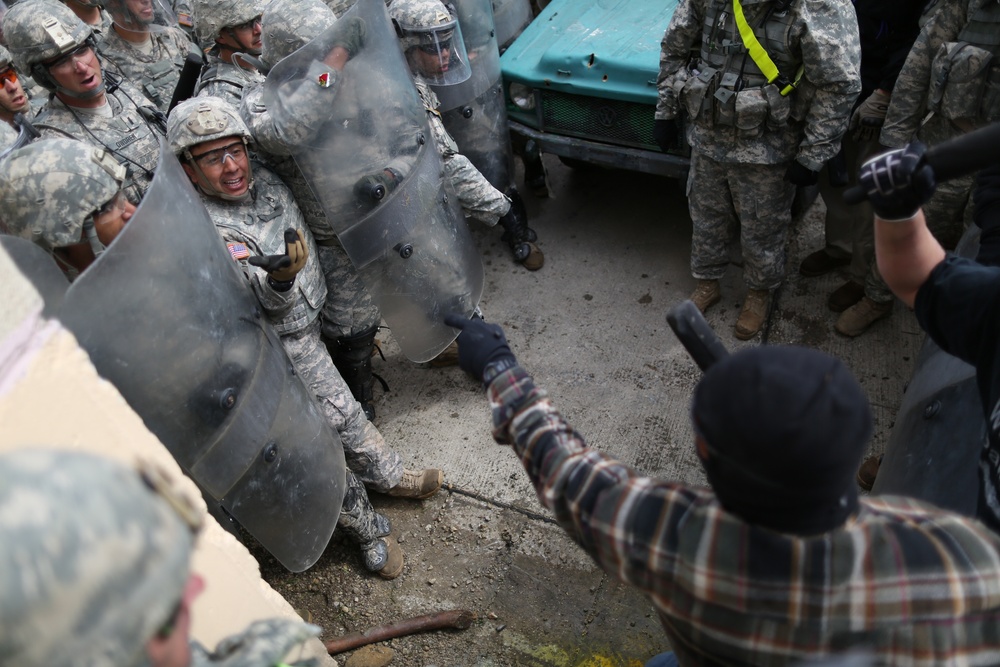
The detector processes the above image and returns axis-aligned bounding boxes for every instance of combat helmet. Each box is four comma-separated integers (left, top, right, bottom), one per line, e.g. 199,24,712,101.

167,95,255,200
0,44,13,69
389,0,469,86
0,449,201,667
0,137,126,256
192,0,265,47
259,0,336,69
2,0,100,94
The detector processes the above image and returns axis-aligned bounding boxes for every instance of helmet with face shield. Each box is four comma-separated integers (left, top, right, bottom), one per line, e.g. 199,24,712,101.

389,0,470,87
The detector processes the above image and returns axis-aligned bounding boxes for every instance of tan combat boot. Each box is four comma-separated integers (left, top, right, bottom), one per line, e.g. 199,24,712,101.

387,468,444,500
377,535,405,579
690,279,721,314
734,289,770,340
835,297,892,337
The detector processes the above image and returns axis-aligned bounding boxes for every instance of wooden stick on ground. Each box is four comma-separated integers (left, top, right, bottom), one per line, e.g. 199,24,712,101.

324,609,476,655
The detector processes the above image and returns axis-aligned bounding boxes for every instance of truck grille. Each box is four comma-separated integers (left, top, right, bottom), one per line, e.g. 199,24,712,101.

540,90,656,149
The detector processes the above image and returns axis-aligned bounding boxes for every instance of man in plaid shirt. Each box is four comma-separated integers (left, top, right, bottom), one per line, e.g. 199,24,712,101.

445,314,1000,666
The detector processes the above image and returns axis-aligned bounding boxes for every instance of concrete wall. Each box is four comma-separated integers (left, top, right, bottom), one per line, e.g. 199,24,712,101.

0,245,336,666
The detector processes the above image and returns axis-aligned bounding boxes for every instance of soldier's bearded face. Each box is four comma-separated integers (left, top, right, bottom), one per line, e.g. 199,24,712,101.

125,0,156,24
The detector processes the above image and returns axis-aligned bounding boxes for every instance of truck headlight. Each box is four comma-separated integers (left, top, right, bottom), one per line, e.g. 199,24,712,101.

508,82,536,111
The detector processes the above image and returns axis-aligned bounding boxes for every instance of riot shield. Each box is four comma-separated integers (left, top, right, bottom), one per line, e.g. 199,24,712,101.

490,0,531,51
436,0,514,190
0,236,69,318
263,0,483,363
56,142,346,572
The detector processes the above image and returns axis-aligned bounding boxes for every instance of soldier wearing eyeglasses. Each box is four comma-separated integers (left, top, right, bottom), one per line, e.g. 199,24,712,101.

3,0,166,204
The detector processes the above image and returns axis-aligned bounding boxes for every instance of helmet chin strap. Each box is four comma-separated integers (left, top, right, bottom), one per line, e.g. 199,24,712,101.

56,79,107,100
83,219,107,257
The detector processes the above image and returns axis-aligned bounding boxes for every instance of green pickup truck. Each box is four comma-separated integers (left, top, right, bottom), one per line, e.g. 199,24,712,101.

500,0,689,178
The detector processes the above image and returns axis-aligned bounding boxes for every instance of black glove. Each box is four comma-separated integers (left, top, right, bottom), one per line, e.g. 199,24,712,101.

653,118,679,153
353,168,401,205
325,16,366,58
858,142,936,221
248,229,307,282
784,160,820,186
443,314,517,385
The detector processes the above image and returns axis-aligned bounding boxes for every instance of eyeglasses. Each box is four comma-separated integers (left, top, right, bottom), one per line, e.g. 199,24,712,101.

417,39,451,55
190,141,246,168
0,66,17,85
44,44,93,72
232,15,262,31
95,191,127,219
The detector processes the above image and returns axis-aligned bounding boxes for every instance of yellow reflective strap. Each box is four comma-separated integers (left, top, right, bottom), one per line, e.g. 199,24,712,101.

732,0,780,83
780,64,805,96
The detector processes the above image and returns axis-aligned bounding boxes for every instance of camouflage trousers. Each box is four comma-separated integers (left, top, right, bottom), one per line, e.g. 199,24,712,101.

688,152,796,290
280,318,402,492
317,242,382,340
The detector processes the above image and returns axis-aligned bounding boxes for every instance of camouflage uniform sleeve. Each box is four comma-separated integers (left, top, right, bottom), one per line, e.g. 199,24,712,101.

240,63,344,154
0,120,18,152
655,0,704,120
443,153,509,225
880,0,969,148
189,618,322,667
793,0,862,171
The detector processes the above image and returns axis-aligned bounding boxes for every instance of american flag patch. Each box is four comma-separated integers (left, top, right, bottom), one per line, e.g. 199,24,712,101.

227,242,250,260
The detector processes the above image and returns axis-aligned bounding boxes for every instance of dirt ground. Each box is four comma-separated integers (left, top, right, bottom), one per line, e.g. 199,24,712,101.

251,156,924,667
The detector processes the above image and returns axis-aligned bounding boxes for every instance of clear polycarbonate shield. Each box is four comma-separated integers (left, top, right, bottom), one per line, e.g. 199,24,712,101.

490,0,531,51
263,0,483,362
106,0,178,32
398,12,471,88
436,0,514,189
0,236,69,318
55,142,346,572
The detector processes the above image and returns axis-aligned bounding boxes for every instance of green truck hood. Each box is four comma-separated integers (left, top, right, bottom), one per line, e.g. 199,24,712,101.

500,0,678,105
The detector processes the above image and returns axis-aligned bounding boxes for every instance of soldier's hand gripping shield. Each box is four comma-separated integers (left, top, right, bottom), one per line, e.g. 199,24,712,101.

263,0,484,363
54,141,347,573
435,0,515,190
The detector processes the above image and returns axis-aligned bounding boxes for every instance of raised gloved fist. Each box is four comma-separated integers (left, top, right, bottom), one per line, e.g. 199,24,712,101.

327,16,366,58
849,89,890,143
443,313,517,385
858,141,936,221
784,160,819,186
653,118,680,153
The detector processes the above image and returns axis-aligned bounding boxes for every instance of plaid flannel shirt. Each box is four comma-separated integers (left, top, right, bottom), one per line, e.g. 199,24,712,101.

489,367,1000,666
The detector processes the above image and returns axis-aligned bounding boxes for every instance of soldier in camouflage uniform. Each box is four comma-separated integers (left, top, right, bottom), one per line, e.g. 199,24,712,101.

241,0,388,419
58,0,114,37
0,45,38,125
0,449,322,667
0,112,18,150
98,0,198,112
168,96,445,577
0,136,134,278
656,0,861,339
191,0,266,108
391,0,544,270
875,0,1000,314
3,0,165,204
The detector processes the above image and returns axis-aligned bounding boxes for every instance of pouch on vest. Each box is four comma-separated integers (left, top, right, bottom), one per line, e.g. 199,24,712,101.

713,71,739,127
144,60,176,106
735,87,768,139
680,66,718,125
929,42,994,122
763,83,789,130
